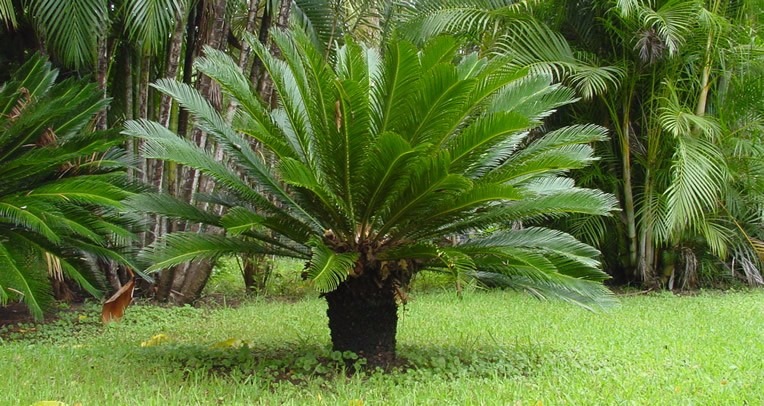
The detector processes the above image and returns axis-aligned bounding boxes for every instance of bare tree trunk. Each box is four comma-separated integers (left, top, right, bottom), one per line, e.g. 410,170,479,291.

258,0,292,107
620,93,638,274
249,3,272,86
95,34,109,131
160,0,230,305
225,0,261,121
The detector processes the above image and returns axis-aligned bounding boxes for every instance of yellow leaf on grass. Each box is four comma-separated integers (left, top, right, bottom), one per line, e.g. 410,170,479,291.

212,338,247,348
30,402,68,406
141,334,171,347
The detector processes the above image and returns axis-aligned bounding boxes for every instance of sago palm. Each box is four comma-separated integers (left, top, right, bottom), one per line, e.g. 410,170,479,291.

126,29,617,360
0,55,135,319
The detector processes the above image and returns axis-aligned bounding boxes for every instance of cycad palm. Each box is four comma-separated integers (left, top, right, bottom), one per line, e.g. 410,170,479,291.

126,29,617,360
0,55,134,319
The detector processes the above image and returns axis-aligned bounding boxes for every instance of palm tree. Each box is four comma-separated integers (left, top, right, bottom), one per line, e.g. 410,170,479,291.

125,29,617,360
0,55,136,319
454,0,763,288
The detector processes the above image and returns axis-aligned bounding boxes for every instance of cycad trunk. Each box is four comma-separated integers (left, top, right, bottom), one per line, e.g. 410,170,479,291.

324,268,399,364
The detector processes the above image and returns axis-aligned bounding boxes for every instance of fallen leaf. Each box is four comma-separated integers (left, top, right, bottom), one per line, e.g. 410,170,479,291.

101,272,135,323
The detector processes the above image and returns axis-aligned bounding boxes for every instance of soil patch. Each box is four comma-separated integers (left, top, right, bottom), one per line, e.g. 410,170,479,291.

0,302,35,327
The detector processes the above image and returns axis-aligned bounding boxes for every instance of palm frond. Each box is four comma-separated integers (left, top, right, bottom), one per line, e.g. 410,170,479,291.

141,232,272,272
637,0,698,56
0,0,15,28
28,0,107,69
396,0,523,44
664,136,727,237
123,0,188,54
125,193,222,225
495,19,623,99
0,241,51,319
305,236,358,293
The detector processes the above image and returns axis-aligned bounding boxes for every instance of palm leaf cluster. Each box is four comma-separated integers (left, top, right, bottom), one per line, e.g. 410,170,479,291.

127,29,617,309
0,55,134,318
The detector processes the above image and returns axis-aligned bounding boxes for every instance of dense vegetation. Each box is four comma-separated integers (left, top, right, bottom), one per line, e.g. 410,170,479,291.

0,0,761,368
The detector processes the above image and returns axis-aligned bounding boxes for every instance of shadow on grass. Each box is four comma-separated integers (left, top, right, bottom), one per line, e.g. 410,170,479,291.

133,339,603,385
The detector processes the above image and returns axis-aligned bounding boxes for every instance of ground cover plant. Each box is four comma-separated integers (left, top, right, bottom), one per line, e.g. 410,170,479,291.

1,290,762,405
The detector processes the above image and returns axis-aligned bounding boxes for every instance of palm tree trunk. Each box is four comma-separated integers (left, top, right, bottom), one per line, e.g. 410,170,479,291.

159,0,229,305
95,34,109,131
258,0,291,107
324,267,399,364
249,3,272,86
695,31,714,117
620,93,638,273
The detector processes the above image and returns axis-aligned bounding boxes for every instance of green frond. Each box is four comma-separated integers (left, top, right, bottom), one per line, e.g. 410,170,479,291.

126,193,222,225
396,0,520,44
306,236,358,293
495,19,622,99
463,227,602,272
407,63,477,146
375,153,472,239
489,74,577,120
194,46,296,160
25,177,131,208
28,0,107,69
0,0,17,29
142,232,270,272
664,136,728,236
123,0,187,54
124,119,279,214
402,183,524,240
447,111,532,173
292,0,338,54
356,132,421,229
278,157,349,229
434,187,618,238
473,269,617,311
220,206,265,236
372,39,421,134
637,0,698,55
488,124,608,184
246,31,316,164
0,200,61,243
0,241,52,319
0,54,132,318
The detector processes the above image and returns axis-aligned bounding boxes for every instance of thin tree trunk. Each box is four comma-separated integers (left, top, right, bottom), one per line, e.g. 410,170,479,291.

95,34,109,131
696,0,721,117
225,0,261,121
620,93,638,273
249,3,272,86
151,5,190,244
166,0,229,305
258,0,292,107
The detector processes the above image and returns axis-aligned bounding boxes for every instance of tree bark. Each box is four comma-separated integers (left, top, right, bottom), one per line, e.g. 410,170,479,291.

324,267,399,364
95,34,109,131
258,0,292,107
156,0,229,305
249,3,272,86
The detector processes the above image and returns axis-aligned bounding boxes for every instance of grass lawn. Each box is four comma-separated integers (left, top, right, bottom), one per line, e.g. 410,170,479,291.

1,289,762,405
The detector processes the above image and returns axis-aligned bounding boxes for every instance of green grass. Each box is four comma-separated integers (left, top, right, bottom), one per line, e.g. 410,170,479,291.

1,290,763,405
